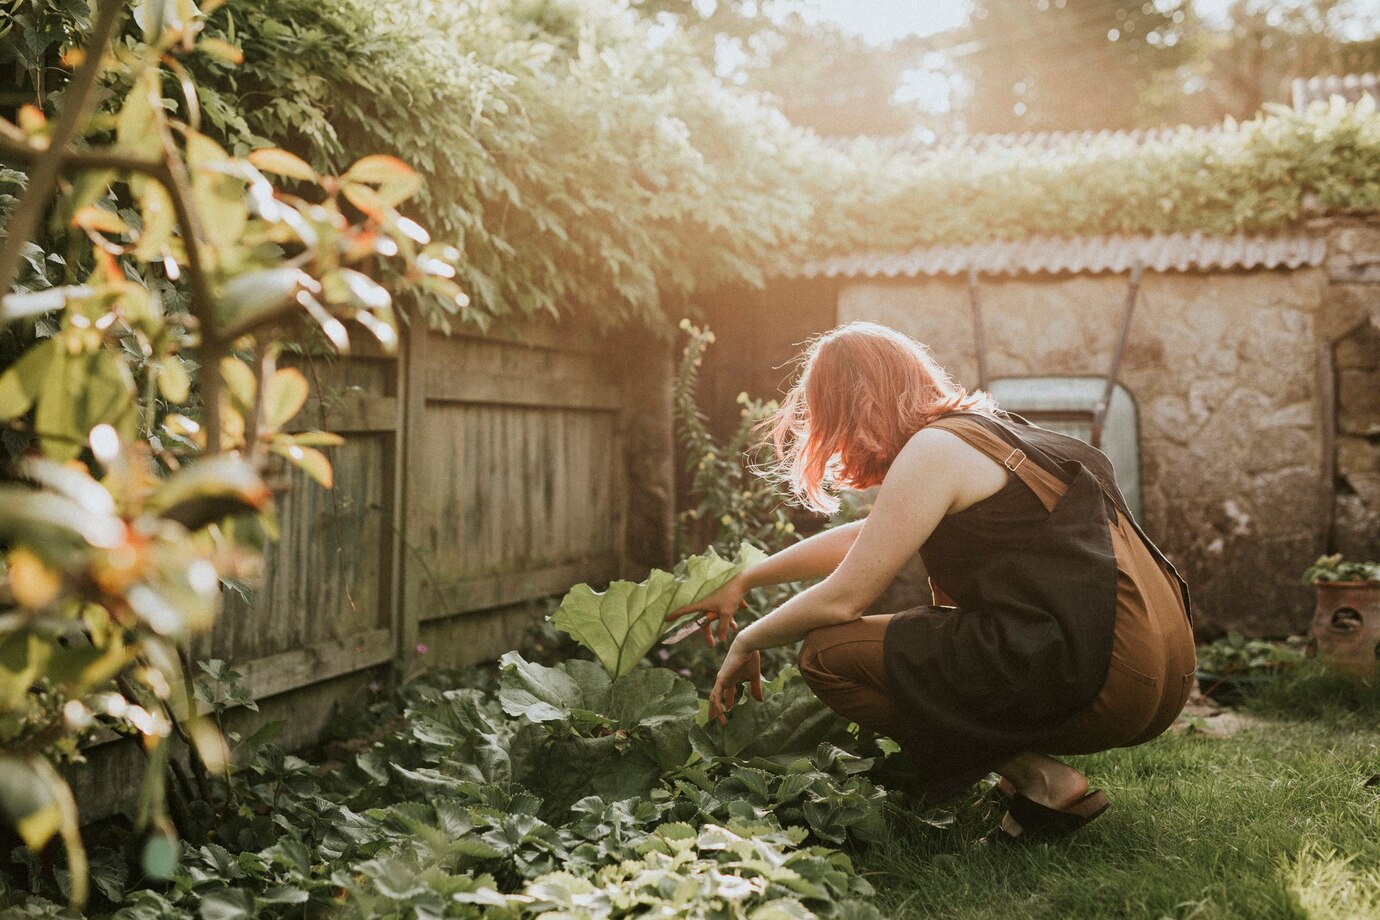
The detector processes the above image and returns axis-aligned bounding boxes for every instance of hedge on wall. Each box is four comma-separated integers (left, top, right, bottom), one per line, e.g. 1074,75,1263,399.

9,1,1380,334
190,0,820,333
805,96,1380,260
194,0,1380,323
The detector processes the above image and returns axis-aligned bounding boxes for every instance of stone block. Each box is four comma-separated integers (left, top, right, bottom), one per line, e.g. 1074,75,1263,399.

1319,283,1380,341
1338,368,1380,433
1337,436,1380,477
1334,320,1380,370
1257,401,1315,428
1145,395,1194,444
1343,471,1380,510
1186,529,1323,638
1334,494,1380,562
1326,224,1380,281
1247,467,1327,526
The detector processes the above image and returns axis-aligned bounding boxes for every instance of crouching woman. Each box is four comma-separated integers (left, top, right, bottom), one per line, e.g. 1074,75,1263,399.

667,322,1195,840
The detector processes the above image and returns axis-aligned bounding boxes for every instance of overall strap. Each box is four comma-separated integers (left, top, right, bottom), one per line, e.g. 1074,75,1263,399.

927,415,1068,512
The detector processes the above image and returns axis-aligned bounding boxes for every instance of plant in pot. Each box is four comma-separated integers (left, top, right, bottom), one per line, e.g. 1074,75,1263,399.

1303,555,1380,678
1195,633,1307,705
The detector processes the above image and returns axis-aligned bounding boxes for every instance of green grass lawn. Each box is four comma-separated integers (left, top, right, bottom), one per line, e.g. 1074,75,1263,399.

858,669,1380,920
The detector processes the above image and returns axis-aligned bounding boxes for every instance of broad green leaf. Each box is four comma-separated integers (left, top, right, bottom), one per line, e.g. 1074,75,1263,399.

216,267,308,333
270,443,333,488
550,543,765,677
261,367,309,429
497,653,603,723
0,754,86,906
114,70,161,157
148,455,271,530
132,176,175,261
219,356,256,413
197,36,244,65
156,356,191,404
33,351,137,461
690,668,853,765
605,668,699,728
186,130,247,252
497,657,694,731
0,338,57,418
258,885,309,905
197,886,253,919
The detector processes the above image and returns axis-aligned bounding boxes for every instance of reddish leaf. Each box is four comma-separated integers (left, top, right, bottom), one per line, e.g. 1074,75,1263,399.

247,148,317,183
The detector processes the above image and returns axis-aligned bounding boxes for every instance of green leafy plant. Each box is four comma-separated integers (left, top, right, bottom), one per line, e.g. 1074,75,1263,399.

0,1,461,906
1302,554,1380,585
550,543,766,678
1196,633,1306,677
673,319,800,560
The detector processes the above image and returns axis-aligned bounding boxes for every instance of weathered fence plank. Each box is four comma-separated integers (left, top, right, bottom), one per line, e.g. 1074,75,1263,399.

74,316,675,822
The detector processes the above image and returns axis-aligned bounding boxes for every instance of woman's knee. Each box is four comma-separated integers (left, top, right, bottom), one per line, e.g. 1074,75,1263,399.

797,617,889,690
797,624,836,684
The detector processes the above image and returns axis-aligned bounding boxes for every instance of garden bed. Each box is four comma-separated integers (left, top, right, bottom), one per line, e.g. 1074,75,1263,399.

3,634,1378,919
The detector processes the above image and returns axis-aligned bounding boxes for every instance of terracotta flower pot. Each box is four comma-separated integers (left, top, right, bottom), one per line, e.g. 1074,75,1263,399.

1308,581,1380,677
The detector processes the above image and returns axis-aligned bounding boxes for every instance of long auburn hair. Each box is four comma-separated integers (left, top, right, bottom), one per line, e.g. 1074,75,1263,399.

760,321,997,514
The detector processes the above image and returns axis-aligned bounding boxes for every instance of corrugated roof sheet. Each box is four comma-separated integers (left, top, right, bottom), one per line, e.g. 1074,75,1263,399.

824,121,1230,159
789,232,1326,280
1292,73,1380,111
889,123,1228,157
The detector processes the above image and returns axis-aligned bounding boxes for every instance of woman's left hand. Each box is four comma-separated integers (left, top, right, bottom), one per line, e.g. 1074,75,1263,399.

707,640,763,725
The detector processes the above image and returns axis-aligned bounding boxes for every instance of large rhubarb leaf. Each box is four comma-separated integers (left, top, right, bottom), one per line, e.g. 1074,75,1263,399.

497,653,697,730
550,543,766,678
690,668,854,766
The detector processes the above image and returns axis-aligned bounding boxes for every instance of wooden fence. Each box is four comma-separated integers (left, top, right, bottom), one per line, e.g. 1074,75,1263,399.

75,314,674,817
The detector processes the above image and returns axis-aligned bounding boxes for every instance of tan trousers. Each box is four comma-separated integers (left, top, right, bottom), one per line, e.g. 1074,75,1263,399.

798,509,1197,759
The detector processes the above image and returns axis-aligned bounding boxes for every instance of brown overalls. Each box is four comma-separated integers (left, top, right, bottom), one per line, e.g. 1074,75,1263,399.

798,413,1196,799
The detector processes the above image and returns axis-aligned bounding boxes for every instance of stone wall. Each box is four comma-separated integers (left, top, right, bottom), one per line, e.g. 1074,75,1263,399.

838,267,1334,637
1323,220,1380,563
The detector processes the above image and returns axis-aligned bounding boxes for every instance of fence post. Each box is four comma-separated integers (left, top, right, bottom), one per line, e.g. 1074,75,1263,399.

392,309,428,678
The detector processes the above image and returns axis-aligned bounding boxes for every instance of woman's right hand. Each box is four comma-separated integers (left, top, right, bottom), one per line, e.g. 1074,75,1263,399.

665,575,749,647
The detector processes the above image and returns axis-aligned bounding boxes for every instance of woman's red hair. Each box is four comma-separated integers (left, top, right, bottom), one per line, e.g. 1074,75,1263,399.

760,321,997,514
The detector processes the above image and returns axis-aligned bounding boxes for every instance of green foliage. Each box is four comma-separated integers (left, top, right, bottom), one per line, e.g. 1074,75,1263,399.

673,320,801,560
185,0,818,332
550,542,766,678
811,96,1380,258
1195,633,1307,678
1302,553,1380,585
0,655,895,917
22,0,1380,343
0,1,460,906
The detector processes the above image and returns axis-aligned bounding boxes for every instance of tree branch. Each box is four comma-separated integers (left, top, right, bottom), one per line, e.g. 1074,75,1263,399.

155,126,223,454
1,119,225,453
0,0,126,296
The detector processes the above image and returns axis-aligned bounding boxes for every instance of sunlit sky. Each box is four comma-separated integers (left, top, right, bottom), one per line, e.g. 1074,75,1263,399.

791,0,1380,45
792,0,970,43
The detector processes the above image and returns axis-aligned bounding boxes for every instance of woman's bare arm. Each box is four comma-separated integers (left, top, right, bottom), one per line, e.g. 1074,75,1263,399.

737,518,865,590
732,428,967,651
664,518,865,645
